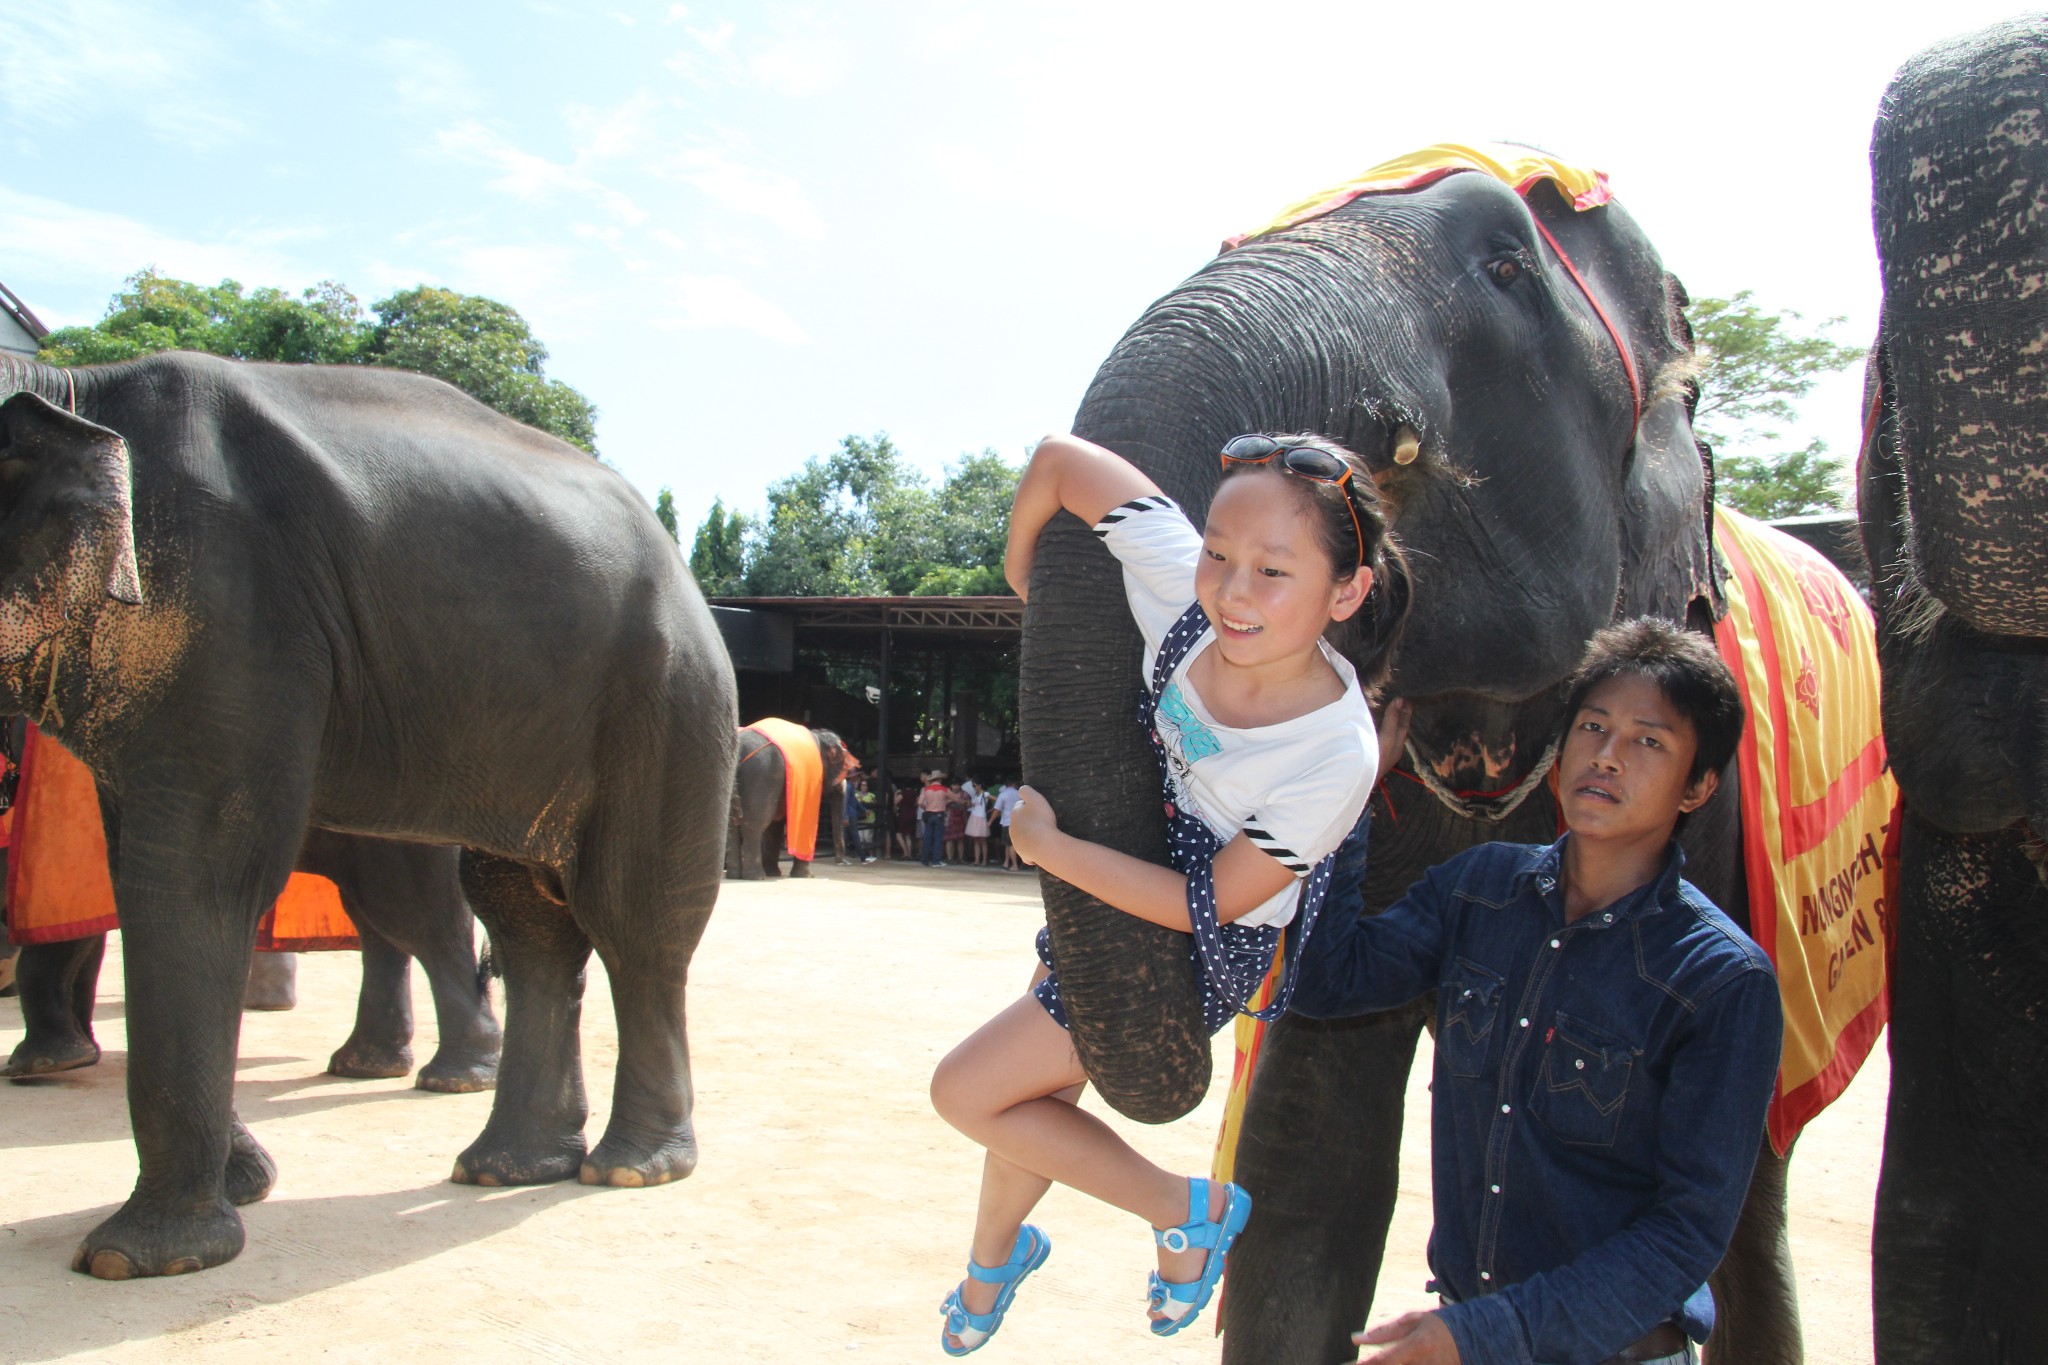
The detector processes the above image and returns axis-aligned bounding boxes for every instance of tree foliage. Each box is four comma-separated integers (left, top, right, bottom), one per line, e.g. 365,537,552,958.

1688,290,1866,520
39,269,598,453
690,434,1019,597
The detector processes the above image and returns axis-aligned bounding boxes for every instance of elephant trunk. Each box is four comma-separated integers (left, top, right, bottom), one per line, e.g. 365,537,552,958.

1874,19,2048,637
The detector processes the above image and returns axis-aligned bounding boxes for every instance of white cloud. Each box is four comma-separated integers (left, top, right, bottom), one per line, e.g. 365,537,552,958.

0,184,304,293
437,122,649,226
380,38,483,115
652,274,808,344
0,3,248,147
658,147,825,240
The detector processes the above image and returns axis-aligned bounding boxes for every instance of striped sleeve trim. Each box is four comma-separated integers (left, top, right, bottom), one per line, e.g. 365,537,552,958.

1244,824,1311,876
1092,495,1179,537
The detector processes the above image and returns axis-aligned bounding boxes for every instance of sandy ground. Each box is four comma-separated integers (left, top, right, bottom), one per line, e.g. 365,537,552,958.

0,861,1885,1364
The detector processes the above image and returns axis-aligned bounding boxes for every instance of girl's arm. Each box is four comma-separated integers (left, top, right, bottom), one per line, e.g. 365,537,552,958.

1008,788,1294,930
1004,435,1166,602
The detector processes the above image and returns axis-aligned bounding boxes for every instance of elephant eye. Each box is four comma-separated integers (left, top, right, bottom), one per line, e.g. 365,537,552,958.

1484,253,1530,286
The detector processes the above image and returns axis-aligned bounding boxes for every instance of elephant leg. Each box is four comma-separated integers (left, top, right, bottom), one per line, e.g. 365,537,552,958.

1704,1134,1803,1364
761,820,784,877
573,853,717,1189
450,851,590,1186
243,951,297,1010
1223,1005,1427,1364
1875,819,2048,1362
327,841,500,1093
327,921,416,1079
5,935,106,1078
72,786,305,1280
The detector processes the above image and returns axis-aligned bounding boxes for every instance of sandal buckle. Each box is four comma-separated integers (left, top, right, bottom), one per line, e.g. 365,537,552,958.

1158,1227,1191,1254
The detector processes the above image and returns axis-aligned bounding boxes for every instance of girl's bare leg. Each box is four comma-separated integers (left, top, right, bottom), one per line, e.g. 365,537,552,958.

930,983,1221,1336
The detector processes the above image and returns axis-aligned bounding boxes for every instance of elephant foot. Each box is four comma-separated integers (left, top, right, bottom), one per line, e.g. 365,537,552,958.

788,860,812,879
243,953,298,1011
449,1130,587,1187
327,1037,414,1080
5,1033,100,1080
71,1197,244,1279
578,1123,697,1188
416,1048,499,1094
224,1120,278,1206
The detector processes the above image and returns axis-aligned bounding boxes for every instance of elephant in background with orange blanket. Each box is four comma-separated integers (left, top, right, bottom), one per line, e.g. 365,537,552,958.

4,830,501,1092
726,721,855,879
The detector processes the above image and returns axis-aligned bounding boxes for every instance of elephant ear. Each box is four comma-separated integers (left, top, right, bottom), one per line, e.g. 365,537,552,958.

1617,275,1715,621
0,392,144,608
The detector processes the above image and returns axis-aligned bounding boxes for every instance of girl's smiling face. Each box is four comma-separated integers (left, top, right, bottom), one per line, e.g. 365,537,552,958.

1194,469,1370,674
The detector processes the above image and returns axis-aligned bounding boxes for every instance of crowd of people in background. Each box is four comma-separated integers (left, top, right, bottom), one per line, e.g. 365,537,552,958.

843,769,1026,871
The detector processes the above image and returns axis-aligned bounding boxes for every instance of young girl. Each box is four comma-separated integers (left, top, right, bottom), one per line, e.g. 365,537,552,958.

929,431,1409,1353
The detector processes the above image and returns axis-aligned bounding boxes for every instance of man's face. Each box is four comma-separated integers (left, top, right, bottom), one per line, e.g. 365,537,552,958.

1557,674,1716,844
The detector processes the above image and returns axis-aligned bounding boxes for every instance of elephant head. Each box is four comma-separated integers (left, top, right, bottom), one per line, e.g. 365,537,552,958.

1872,18,2048,641
1865,18,2048,837
1022,156,1713,1120
0,392,144,731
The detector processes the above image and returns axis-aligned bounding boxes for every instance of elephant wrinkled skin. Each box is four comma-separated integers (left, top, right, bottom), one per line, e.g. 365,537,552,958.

1864,19,2048,1361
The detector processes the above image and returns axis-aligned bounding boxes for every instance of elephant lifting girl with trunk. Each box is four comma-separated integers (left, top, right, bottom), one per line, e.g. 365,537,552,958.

0,349,735,1279
1016,146,1815,1362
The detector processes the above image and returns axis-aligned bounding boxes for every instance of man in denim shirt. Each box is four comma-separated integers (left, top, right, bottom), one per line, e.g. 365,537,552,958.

1295,620,1783,1365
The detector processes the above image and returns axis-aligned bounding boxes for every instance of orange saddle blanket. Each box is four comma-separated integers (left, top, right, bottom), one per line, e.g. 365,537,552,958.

3,724,357,951
742,718,824,862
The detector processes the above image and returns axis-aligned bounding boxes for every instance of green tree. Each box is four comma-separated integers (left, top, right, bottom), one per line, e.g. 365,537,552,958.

38,270,599,453
360,286,597,453
689,497,751,594
1688,290,1866,519
654,487,681,545
695,434,1020,597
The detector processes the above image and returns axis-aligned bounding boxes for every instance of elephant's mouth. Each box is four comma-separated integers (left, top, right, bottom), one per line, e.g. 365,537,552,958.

1396,691,1566,823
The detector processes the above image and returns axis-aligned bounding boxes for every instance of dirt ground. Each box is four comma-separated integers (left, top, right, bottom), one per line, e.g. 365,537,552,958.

1,861,1886,1364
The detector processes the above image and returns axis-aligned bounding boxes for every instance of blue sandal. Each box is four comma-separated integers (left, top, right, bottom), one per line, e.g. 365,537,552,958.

940,1224,1051,1356
1147,1178,1251,1337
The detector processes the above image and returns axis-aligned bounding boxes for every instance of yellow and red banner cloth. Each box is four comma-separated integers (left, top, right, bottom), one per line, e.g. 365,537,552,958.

1223,141,1613,251
741,718,824,863
3,724,356,951
1211,507,1894,1187
1711,506,1894,1155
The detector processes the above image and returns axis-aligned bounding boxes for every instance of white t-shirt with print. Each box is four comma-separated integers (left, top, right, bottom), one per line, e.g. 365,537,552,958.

1093,494,1379,929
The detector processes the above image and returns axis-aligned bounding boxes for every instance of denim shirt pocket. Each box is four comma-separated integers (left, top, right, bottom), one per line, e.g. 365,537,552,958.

1532,1012,1639,1147
1439,958,1507,1079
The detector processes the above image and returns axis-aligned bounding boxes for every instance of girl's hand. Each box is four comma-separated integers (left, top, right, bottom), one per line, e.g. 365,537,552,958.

1007,785,1057,866
1374,698,1412,788
1353,1310,1461,1364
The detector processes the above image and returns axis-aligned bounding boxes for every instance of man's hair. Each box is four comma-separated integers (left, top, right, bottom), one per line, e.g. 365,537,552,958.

1559,618,1745,785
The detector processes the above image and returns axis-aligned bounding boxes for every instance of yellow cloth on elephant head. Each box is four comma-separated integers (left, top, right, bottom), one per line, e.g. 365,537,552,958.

1223,141,1613,250
742,717,825,862
3,722,357,951
1711,506,1895,1156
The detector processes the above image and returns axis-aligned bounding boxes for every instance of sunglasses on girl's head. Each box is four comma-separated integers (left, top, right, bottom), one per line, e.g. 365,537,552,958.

1218,434,1367,568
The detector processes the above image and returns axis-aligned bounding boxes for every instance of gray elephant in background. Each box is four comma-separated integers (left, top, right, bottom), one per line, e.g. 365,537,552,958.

0,348,735,1279
1863,19,2048,1360
726,724,854,879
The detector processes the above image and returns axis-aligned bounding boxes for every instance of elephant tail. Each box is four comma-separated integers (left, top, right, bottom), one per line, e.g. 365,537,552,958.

476,932,502,994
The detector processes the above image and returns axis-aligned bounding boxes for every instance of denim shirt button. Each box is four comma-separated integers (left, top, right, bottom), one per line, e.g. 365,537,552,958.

1575,1059,1586,1070
1550,938,1561,949
1501,1104,1511,1113
1602,913,1614,923
1490,1184,1501,1194
1519,1017,1530,1027
1480,1271,1492,1281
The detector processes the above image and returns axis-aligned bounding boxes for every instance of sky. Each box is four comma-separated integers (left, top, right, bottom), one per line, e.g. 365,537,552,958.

1,0,2036,536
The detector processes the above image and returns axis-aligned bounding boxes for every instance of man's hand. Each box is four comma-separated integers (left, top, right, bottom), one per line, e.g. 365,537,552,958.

1354,1310,1461,1364
1007,785,1056,866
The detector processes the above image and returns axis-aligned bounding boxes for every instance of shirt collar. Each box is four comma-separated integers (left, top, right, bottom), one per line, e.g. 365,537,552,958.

1518,835,1688,924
